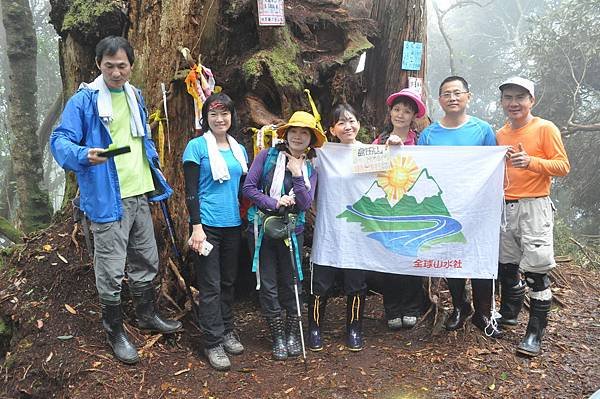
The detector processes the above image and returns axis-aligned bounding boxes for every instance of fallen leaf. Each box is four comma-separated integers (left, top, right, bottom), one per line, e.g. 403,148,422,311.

42,244,52,252
489,383,496,390
92,361,101,368
35,255,45,261
45,352,53,363
500,372,508,381
57,253,68,264
36,319,44,329
57,335,74,340
51,263,57,266
173,368,190,376
65,304,77,315
284,387,295,394
160,382,171,391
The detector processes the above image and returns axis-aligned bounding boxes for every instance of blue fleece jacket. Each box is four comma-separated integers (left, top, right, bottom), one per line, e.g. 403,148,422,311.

50,87,172,223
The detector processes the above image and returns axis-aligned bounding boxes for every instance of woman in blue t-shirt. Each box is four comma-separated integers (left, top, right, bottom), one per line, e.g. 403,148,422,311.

182,93,248,371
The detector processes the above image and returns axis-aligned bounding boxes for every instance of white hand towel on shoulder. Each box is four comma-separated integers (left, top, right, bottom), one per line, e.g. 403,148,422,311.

204,130,248,183
80,75,145,137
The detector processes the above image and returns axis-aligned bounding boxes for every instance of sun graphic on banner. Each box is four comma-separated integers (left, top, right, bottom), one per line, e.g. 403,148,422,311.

377,155,420,205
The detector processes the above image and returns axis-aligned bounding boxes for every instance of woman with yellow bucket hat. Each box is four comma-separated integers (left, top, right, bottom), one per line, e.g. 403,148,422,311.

243,111,326,360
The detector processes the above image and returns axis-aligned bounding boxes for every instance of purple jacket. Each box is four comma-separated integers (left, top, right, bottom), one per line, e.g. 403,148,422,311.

243,149,318,233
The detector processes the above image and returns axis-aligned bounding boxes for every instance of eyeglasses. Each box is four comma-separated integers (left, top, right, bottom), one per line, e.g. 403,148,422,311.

440,91,469,99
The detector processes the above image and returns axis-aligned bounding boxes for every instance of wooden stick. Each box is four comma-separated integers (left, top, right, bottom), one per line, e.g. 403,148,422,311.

569,237,600,267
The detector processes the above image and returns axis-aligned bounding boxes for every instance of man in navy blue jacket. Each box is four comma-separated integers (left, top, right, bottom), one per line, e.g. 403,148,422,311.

51,36,181,364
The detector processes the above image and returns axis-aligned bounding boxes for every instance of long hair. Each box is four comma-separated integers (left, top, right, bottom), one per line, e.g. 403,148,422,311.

201,92,239,135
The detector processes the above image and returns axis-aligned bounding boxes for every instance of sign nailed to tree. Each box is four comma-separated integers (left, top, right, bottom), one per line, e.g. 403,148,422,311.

401,41,423,71
257,0,285,26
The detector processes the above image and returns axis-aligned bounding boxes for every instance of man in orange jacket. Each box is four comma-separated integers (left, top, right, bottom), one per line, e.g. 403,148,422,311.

496,77,570,357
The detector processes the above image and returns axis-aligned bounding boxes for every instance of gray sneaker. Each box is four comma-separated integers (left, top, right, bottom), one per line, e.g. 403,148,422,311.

204,344,231,371
402,316,417,328
223,331,244,355
387,317,403,330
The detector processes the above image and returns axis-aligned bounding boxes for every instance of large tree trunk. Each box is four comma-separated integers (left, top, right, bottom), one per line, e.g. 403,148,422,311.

0,0,52,233
365,0,427,126
48,0,427,296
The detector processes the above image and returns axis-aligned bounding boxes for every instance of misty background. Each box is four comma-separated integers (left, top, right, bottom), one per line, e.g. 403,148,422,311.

0,0,597,261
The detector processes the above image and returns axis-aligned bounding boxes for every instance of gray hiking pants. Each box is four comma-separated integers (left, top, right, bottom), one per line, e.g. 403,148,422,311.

90,195,159,304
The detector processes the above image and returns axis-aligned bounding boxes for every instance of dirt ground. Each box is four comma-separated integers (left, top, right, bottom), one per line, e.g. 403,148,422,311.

1,220,599,399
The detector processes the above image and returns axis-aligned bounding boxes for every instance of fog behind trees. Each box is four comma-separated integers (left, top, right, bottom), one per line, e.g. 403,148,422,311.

0,0,597,236
427,0,599,235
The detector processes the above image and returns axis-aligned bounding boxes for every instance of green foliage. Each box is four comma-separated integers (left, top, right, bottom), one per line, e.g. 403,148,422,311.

61,0,119,35
522,0,600,216
553,218,599,270
356,127,373,144
242,30,305,91
0,216,22,244
340,31,373,64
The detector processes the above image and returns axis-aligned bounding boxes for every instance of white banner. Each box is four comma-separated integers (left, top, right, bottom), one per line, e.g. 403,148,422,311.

311,143,507,279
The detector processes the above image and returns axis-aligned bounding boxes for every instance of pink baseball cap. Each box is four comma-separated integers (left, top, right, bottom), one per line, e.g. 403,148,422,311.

386,88,427,118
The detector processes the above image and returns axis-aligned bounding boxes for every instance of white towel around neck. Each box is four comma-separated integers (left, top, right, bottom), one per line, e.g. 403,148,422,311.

203,130,248,183
269,151,310,200
80,75,145,137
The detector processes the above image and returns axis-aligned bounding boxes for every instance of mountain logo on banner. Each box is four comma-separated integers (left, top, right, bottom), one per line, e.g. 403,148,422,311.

337,155,466,256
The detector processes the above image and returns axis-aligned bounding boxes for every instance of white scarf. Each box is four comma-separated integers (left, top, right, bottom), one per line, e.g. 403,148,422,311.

204,131,248,183
269,151,310,200
80,75,145,137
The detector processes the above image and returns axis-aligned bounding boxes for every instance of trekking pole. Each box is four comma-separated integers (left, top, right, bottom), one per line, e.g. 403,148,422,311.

284,211,308,371
159,200,200,325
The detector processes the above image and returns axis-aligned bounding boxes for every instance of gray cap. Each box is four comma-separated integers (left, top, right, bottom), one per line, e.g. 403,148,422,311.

499,76,535,97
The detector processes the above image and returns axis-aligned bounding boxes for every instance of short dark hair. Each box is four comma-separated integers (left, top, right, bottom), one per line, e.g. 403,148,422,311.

389,96,418,114
201,92,239,135
330,103,359,126
95,36,135,65
438,75,469,95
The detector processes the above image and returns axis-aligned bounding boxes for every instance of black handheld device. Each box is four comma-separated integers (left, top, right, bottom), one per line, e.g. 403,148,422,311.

98,146,131,158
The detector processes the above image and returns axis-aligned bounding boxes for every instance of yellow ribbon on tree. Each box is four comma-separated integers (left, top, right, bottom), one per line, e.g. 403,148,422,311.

250,125,279,157
149,110,166,166
304,89,323,133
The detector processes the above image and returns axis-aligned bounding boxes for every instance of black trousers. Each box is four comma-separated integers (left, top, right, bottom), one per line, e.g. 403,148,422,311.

193,225,241,348
253,234,304,318
382,273,427,319
311,264,366,296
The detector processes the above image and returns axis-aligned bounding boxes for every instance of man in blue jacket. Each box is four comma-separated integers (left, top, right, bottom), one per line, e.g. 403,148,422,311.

50,36,181,364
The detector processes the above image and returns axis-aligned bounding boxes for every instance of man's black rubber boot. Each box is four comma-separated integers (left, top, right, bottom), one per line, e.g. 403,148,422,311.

445,278,473,331
498,263,525,327
101,302,139,364
517,299,551,357
131,285,182,334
